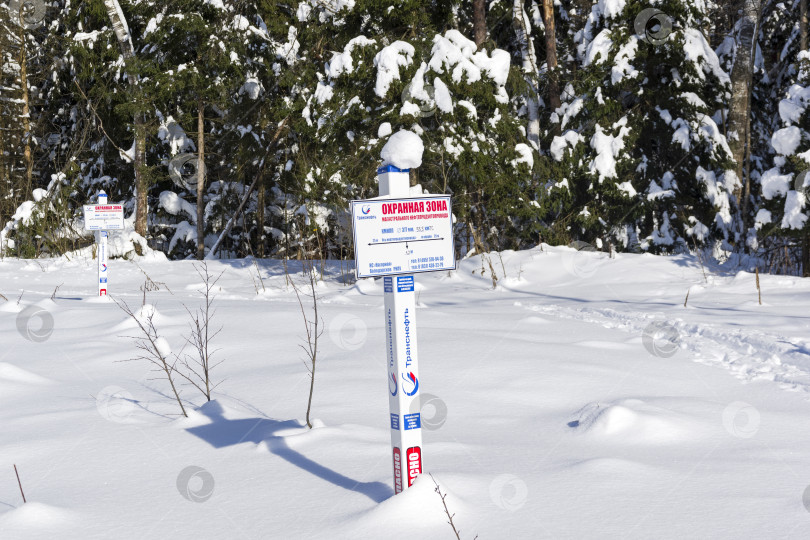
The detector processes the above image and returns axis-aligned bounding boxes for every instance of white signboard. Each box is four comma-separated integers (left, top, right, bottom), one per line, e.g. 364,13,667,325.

83,204,124,231
351,196,455,278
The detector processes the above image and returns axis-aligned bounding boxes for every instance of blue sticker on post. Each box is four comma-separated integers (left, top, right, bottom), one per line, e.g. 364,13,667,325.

403,413,421,430
397,276,414,292
390,413,400,430
384,277,393,293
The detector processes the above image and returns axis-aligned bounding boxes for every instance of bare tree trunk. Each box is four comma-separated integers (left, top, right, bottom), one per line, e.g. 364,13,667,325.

727,0,761,227
197,101,205,260
103,0,148,238
257,181,265,258
134,114,147,237
542,0,561,113
513,0,540,146
473,0,487,48
18,25,32,197
802,0,808,52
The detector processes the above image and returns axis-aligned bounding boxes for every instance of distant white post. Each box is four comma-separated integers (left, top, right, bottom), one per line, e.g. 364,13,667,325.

83,191,124,296
97,192,108,296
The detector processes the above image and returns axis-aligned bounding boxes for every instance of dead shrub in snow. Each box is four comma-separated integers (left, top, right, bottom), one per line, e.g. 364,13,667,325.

175,262,224,402
115,299,188,417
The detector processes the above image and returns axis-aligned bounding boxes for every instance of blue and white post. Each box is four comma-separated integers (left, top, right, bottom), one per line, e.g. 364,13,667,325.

97,191,108,296
378,165,423,493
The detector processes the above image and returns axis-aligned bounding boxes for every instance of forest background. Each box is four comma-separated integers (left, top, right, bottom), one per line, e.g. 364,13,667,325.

0,0,808,275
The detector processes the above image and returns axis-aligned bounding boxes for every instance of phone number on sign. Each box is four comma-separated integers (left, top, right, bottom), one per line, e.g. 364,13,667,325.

410,256,446,270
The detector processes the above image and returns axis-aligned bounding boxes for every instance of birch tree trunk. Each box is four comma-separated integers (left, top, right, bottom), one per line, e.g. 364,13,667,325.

473,0,487,48
197,101,206,260
17,23,32,197
513,0,540,146
726,0,761,226
103,0,148,237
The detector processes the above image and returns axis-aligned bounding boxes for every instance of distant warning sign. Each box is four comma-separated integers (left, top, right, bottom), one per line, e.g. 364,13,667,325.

351,196,455,278
83,204,124,230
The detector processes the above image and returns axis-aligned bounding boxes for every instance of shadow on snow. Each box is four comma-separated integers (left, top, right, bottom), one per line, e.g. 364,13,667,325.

186,401,392,503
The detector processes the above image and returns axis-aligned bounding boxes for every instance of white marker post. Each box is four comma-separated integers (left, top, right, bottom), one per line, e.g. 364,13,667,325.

351,164,456,494
82,191,124,296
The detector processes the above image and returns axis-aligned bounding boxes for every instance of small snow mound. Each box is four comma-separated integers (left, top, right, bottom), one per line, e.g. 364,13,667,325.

570,399,699,444
85,295,114,303
0,363,53,385
380,130,424,169
348,277,379,296
0,502,77,530
354,473,465,533
0,301,23,313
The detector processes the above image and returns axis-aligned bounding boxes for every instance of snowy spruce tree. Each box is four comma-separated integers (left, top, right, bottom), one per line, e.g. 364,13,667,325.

134,0,248,259
1,0,142,256
755,51,810,269
535,0,735,254
296,0,532,256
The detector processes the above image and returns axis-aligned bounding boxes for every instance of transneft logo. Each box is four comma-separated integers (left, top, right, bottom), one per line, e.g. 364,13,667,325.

402,371,419,396
393,448,403,494
406,446,422,487
404,308,412,367
389,372,397,396
361,204,372,215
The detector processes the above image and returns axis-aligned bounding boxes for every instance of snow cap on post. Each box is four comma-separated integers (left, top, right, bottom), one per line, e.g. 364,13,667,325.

380,130,424,170
98,190,108,204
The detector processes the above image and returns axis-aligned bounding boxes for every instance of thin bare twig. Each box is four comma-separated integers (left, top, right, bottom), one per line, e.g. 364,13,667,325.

14,464,26,503
430,473,476,540
174,262,225,401
290,260,324,428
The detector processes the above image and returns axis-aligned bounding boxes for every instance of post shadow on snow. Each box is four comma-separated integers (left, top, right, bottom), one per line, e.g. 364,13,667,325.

186,401,392,503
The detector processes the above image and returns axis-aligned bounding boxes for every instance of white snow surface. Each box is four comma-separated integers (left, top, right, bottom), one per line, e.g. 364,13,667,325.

428,30,510,86
772,126,803,156
760,167,792,200
550,130,585,161
432,78,453,113
584,29,613,66
4,249,810,538
380,130,423,169
782,191,808,229
589,121,630,182
327,36,376,79
373,41,415,98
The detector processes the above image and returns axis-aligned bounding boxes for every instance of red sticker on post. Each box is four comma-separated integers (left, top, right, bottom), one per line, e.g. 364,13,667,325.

406,446,422,487
393,447,403,494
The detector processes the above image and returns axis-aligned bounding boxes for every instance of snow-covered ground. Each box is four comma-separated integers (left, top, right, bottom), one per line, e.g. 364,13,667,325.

2,246,810,539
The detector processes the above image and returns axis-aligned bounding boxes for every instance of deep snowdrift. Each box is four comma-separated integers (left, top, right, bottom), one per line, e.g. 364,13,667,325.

2,246,810,539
